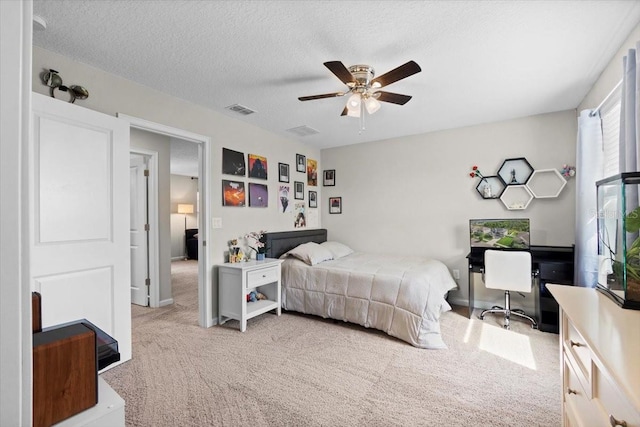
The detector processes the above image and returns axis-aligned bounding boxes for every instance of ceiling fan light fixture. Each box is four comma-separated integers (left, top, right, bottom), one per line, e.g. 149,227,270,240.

346,93,361,112
346,104,361,118
364,96,381,114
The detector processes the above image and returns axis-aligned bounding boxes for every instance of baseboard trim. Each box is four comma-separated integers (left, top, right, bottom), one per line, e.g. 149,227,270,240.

159,298,174,307
447,297,468,307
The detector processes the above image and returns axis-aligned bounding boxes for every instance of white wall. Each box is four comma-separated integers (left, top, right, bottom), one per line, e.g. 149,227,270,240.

32,46,321,320
171,174,198,259
321,110,577,305
1,1,32,425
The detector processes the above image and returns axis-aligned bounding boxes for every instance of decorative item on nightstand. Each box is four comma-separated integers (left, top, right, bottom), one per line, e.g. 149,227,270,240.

245,230,267,261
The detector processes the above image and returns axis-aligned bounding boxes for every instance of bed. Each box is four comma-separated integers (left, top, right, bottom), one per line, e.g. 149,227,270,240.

265,229,457,349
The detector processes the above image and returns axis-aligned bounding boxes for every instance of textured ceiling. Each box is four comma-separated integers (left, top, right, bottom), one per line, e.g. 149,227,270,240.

33,1,640,150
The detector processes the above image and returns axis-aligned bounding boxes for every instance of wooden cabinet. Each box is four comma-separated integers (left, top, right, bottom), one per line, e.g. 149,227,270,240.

547,285,640,427
218,259,283,331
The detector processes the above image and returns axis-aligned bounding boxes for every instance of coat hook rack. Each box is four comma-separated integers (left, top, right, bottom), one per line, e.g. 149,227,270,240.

40,69,89,103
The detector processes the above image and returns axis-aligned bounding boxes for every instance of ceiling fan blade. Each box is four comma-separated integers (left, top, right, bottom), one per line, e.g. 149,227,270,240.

375,91,412,105
298,92,345,101
340,107,348,116
371,61,421,88
324,61,356,85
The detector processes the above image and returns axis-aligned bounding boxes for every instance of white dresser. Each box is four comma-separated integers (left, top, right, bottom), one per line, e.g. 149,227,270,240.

547,285,640,427
218,259,283,332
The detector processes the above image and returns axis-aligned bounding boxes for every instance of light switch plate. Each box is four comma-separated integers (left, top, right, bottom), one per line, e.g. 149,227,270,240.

212,217,222,229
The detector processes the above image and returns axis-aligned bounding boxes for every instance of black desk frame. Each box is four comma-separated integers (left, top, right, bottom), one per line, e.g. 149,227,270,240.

466,245,574,333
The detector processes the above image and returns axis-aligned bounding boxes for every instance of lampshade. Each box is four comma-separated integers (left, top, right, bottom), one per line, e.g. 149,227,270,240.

177,204,194,214
346,93,361,112
364,97,381,114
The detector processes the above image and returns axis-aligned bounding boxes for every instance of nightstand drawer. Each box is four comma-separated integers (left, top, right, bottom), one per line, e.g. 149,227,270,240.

246,266,279,288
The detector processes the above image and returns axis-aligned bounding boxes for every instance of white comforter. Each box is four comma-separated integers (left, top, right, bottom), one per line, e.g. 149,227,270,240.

281,252,458,349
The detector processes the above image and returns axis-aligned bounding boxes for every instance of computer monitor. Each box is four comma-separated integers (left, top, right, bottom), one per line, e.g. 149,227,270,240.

469,218,530,249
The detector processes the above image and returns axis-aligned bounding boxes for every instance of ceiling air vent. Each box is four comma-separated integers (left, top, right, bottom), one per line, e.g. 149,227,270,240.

225,104,256,115
286,125,319,137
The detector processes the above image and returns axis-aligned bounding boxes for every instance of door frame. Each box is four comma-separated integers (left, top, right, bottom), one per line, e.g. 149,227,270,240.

117,114,214,327
129,148,158,307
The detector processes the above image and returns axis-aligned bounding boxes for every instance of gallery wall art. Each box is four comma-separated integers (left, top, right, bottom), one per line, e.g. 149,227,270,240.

248,154,268,180
279,186,290,213
296,154,306,172
294,203,306,228
222,180,245,207
222,148,245,176
323,169,335,186
249,183,268,207
307,158,317,186
278,163,290,183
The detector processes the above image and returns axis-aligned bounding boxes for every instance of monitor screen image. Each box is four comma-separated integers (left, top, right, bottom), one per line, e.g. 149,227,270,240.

469,218,530,249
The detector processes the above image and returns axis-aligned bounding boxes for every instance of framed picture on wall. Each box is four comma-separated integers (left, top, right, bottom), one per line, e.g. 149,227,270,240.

307,158,317,186
294,181,304,200
329,197,342,214
323,169,335,186
278,162,290,183
248,183,268,207
296,154,306,173
309,191,317,208
248,154,268,180
222,148,246,176
222,180,245,207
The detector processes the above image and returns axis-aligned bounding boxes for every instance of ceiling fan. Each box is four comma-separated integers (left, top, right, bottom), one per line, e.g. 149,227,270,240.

298,60,422,128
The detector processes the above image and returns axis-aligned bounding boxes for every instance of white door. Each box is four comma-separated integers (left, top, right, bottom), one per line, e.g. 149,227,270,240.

30,93,132,364
130,154,149,306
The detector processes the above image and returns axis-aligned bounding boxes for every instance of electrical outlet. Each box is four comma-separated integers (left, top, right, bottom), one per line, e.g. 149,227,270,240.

212,217,223,229
452,269,460,280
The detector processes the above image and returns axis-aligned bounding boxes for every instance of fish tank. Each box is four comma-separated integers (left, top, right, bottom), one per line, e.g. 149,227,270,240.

597,172,640,310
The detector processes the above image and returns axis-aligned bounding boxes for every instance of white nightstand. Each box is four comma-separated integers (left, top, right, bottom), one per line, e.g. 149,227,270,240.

218,258,283,331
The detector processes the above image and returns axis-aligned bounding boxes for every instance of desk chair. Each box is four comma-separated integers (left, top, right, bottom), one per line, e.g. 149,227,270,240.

479,249,538,330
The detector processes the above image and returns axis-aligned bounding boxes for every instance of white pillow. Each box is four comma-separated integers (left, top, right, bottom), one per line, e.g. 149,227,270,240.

284,242,333,265
320,241,354,259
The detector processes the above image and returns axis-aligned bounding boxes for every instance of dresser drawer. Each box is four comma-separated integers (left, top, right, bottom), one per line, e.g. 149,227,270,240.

564,315,592,390
246,266,279,288
593,366,640,427
564,358,598,426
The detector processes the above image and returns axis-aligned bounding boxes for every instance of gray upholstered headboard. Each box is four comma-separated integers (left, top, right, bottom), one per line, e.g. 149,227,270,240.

264,229,328,259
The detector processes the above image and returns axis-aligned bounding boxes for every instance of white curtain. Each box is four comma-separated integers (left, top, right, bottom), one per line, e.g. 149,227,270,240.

619,43,640,251
575,110,603,287
619,42,639,173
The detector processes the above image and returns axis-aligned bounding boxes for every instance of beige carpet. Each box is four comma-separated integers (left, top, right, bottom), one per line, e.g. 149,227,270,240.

102,260,561,426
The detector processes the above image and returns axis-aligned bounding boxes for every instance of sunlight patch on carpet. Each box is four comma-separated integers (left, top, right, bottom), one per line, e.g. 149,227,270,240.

478,323,536,370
